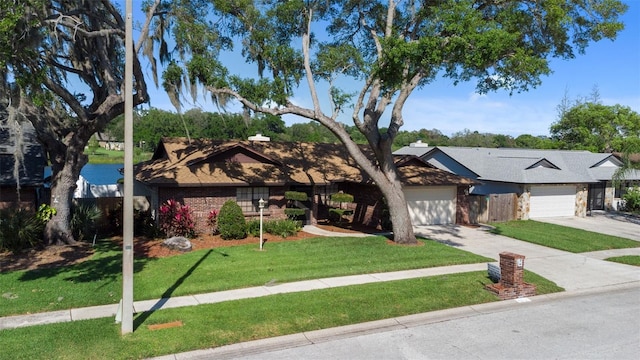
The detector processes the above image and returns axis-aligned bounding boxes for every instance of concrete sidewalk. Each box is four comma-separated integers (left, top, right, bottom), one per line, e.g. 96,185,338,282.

0,263,487,330
2,223,639,340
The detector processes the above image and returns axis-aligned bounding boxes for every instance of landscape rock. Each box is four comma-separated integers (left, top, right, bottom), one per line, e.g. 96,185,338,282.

162,236,192,252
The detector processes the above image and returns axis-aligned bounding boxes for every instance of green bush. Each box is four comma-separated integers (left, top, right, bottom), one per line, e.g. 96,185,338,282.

330,192,354,203
284,208,306,218
264,219,302,238
246,219,261,237
134,208,160,238
622,186,640,212
0,209,44,252
328,208,353,223
70,203,102,242
218,200,247,240
105,204,159,237
285,191,308,201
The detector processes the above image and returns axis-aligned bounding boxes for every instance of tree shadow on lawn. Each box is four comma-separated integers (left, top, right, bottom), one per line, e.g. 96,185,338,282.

133,249,214,330
18,241,155,284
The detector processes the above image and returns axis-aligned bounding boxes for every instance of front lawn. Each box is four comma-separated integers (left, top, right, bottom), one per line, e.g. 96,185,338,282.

490,220,640,253
0,236,493,317
0,271,562,360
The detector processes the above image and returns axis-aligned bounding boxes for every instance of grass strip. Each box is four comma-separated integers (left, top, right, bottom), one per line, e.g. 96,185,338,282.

490,220,640,253
0,271,562,360
605,255,640,266
0,236,492,317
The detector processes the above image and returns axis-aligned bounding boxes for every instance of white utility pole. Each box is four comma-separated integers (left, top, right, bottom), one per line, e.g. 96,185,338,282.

121,0,135,335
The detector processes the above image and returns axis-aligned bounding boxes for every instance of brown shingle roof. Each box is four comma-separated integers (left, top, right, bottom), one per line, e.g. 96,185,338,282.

135,138,475,187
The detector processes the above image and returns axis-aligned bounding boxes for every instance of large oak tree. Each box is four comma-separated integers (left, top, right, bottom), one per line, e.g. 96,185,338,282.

153,0,626,244
1,1,158,245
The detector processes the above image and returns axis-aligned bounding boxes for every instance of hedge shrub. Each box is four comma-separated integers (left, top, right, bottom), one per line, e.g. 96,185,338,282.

0,209,44,252
218,200,247,240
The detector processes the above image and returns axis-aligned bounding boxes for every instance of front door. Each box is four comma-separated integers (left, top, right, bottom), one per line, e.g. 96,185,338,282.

588,183,605,211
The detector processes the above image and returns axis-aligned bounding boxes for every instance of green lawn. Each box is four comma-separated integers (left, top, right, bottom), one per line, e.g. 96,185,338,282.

0,271,562,360
1,236,493,317
0,234,565,359
87,148,152,164
605,255,640,266
490,220,640,253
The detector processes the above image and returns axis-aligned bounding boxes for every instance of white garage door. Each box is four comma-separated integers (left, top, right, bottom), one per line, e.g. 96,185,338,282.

404,186,456,225
529,185,576,218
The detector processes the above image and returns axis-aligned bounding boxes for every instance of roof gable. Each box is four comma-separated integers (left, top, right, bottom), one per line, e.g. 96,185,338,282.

525,159,560,170
187,143,281,167
137,139,475,187
393,146,639,184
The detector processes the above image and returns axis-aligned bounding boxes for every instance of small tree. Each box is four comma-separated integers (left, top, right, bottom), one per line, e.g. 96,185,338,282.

329,192,355,224
218,200,247,240
284,191,308,221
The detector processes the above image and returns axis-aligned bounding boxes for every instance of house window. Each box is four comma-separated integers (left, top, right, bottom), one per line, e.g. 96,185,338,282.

236,187,269,212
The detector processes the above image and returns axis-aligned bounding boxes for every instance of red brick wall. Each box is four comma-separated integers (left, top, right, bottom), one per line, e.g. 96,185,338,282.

158,186,289,233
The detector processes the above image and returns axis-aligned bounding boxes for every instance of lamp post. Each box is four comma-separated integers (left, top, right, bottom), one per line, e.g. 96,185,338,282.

258,198,265,250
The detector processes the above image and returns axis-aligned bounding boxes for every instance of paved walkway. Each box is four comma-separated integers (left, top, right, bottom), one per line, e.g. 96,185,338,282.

2,223,639,333
413,225,640,291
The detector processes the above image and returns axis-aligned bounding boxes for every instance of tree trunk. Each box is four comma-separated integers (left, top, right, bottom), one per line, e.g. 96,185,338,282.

45,180,76,246
44,144,87,246
377,170,417,245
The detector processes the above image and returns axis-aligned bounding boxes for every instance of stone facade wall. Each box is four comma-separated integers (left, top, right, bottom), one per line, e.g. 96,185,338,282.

575,184,588,217
518,187,530,220
604,183,615,211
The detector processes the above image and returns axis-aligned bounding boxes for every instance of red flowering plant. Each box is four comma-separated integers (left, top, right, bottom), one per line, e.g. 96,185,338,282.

207,209,219,235
158,199,196,238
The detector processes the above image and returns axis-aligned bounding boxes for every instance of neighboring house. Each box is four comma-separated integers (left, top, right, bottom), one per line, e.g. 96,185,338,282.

95,132,124,151
0,122,46,211
74,175,123,199
135,137,476,232
394,142,640,219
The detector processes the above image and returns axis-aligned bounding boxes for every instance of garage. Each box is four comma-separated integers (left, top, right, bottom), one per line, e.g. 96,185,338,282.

404,186,456,225
529,185,576,218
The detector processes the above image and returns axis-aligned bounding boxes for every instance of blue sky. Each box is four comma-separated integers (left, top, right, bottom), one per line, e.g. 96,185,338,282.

134,1,640,138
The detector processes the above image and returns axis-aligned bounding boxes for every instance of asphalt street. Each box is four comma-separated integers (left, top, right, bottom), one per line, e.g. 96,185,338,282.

195,285,640,360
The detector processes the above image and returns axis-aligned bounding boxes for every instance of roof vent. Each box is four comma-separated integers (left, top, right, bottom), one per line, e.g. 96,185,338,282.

409,140,429,147
248,133,270,142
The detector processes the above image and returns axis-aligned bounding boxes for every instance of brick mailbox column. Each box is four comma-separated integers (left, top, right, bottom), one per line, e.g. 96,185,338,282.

485,252,536,300
499,252,525,287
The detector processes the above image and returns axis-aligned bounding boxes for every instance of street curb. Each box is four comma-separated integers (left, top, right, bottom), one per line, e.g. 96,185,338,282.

148,281,640,360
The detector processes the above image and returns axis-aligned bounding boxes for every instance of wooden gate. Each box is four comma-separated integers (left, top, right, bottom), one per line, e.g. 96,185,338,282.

488,193,517,222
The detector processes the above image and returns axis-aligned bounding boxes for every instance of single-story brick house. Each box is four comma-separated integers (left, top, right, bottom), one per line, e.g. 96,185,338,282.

394,143,640,219
0,122,46,211
135,136,476,233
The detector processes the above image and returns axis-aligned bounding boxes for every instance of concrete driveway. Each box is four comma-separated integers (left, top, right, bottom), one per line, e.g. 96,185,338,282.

412,224,640,292
535,212,640,241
